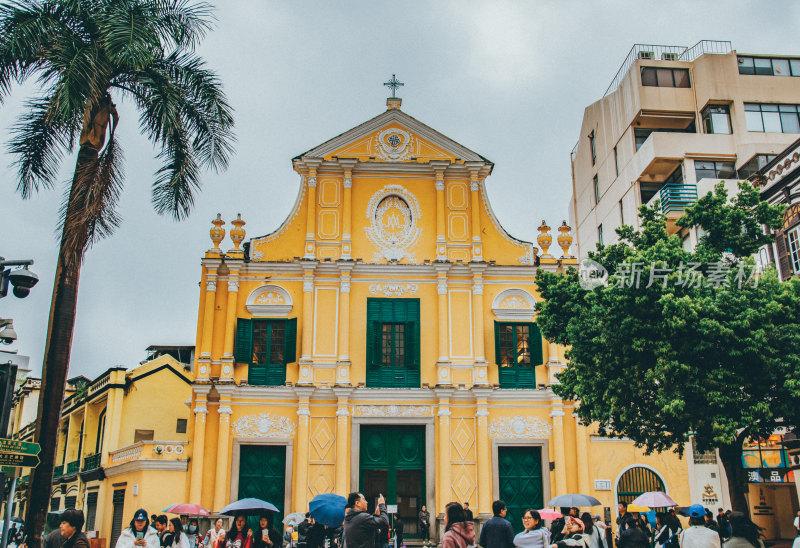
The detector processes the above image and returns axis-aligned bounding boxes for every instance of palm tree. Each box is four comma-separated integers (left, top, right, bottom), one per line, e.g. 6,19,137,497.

0,1,234,545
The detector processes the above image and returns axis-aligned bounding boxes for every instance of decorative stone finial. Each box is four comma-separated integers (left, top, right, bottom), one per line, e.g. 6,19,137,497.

557,221,574,257
537,220,552,257
210,213,225,251
230,213,246,251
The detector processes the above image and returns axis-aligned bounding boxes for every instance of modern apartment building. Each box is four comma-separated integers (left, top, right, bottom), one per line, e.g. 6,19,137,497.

570,40,800,258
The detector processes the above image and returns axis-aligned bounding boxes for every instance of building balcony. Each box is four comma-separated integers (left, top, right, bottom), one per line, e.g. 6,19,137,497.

66,459,80,475
105,441,189,477
82,453,101,472
53,465,63,477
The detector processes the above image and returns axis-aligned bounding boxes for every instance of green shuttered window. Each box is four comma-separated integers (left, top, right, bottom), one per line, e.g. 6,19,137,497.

235,318,297,386
366,298,420,388
494,322,543,388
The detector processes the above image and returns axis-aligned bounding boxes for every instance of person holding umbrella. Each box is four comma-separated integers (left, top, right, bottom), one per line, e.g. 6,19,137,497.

225,514,253,548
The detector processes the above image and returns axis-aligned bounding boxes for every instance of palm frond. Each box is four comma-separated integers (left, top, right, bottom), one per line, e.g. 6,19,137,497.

95,0,161,70
151,124,200,220
147,0,215,50
115,50,234,172
58,131,125,255
9,95,77,198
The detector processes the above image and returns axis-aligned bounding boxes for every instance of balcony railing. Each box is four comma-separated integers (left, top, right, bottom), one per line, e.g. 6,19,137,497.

605,40,733,96
82,453,101,471
660,181,698,214
66,459,80,475
108,441,188,466
53,465,63,477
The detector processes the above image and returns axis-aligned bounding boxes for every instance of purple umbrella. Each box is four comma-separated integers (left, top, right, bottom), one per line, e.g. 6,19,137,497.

630,491,678,508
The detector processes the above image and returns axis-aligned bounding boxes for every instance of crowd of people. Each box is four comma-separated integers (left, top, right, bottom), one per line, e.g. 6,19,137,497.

7,496,795,548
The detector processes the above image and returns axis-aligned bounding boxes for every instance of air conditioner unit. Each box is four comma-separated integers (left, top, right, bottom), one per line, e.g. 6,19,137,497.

638,51,655,60
661,52,680,61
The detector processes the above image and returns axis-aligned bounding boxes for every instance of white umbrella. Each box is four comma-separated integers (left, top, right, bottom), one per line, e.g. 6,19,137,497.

283,512,306,526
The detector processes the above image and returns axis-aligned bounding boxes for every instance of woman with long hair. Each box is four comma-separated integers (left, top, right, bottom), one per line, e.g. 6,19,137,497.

115,509,160,548
441,502,475,548
165,518,190,548
723,513,764,548
253,515,282,548
654,513,678,548
513,509,550,548
225,514,253,548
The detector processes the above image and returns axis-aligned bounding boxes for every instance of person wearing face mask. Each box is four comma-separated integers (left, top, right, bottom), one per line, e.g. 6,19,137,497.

186,520,199,547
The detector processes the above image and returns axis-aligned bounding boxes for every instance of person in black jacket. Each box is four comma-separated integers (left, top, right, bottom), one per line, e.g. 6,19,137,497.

464,504,474,523
418,506,431,546
343,492,389,548
59,509,90,548
618,518,648,548
478,500,514,548
551,508,572,544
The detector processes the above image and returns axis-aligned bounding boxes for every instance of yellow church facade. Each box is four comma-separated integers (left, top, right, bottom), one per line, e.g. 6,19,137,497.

188,98,690,534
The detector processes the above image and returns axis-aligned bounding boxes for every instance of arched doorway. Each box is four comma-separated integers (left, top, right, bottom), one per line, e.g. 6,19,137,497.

616,466,666,505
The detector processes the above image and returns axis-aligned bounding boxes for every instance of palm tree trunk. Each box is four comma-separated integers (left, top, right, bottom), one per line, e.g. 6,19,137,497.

23,144,97,548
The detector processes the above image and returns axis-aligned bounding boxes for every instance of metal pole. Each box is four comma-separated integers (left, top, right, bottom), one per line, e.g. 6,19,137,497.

1,475,17,548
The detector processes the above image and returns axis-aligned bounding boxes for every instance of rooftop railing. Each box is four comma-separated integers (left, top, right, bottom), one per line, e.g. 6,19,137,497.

604,40,733,96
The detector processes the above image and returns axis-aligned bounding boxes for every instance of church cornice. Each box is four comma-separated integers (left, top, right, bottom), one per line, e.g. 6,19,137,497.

292,108,492,168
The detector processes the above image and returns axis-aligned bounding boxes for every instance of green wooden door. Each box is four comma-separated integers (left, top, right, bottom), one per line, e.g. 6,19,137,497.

360,426,425,536
239,445,286,524
498,446,543,533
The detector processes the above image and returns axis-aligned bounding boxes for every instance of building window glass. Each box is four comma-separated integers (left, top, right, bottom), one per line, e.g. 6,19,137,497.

788,226,800,273
598,224,604,246
614,145,619,176
366,298,420,388
742,434,792,483
593,175,600,204
589,131,596,166
738,56,800,77
737,154,777,178
641,67,691,88
176,418,187,434
695,160,736,181
494,322,542,388
745,103,800,133
702,105,732,134
634,121,696,151
234,318,297,386
619,200,625,225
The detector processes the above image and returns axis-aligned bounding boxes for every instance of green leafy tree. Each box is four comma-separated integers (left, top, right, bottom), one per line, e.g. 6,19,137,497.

0,1,234,544
536,182,800,513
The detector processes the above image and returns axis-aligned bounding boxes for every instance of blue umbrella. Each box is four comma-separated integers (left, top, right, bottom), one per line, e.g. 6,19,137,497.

309,493,347,527
220,498,279,515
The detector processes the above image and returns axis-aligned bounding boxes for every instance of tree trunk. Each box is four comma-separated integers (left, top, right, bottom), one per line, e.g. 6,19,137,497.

22,143,100,548
718,433,749,516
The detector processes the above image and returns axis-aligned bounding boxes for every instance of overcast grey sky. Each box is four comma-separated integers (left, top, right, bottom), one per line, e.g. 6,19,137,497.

2,0,799,379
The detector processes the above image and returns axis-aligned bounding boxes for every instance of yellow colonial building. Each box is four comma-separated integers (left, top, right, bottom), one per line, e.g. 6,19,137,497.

189,97,691,536
10,351,193,546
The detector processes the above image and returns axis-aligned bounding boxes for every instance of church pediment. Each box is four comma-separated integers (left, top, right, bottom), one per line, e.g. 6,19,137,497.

294,108,490,165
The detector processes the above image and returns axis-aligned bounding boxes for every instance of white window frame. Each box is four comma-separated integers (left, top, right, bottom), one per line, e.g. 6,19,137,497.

788,226,800,273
